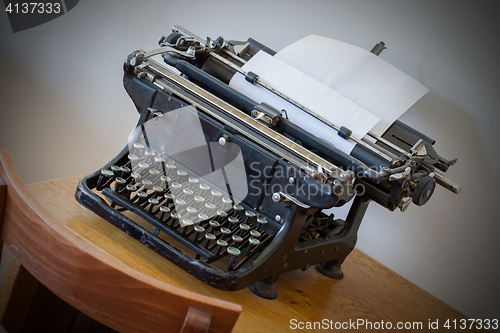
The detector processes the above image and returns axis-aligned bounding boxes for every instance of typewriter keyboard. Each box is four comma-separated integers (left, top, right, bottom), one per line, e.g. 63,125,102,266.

92,142,275,272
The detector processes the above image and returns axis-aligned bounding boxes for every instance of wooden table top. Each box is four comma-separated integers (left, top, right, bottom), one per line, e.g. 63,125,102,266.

27,176,475,332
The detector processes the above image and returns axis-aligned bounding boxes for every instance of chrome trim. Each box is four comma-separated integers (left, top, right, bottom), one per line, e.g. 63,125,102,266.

141,57,350,183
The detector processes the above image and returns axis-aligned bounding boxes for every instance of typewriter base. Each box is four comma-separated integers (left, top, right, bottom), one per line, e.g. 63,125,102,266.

249,278,278,300
315,261,344,280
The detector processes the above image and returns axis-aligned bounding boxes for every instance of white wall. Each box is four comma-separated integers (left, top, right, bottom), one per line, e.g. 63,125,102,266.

1,0,499,323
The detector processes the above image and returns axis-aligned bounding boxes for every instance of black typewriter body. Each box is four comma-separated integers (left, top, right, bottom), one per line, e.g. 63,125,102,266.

76,26,460,299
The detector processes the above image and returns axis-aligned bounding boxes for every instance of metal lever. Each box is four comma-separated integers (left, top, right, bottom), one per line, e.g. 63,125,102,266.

434,171,462,194
399,198,412,212
410,139,427,157
389,167,411,181
131,46,195,67
272,191,310,209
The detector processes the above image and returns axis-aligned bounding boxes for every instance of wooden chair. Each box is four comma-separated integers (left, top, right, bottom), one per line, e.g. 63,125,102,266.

0,151,241,333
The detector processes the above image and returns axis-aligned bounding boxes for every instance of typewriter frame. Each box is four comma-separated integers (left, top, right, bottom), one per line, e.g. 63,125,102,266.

76,72,368,297
77,26,459,299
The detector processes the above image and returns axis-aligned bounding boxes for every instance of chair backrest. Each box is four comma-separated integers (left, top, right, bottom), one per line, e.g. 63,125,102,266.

0,151,241,333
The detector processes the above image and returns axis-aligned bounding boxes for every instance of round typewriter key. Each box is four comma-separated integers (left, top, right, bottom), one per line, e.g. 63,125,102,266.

141,179,153,190
246,237,260,254
209,220,220,227
114,177,127,193
248,237,260,246
233,204,244,212
217,239,228,246
154,156,166,171
171,182,182,190
160,175,172,184
199,183,210,191
127,154,139,162
144,149,156,162
211,190,222,203
188,177,199,186
206,203,217,211
149,168,160,177
183,188,194,196
186,207,198,217
110,165,121,175
228,216,239,228
199,203,214,216
169,213,181,228
257,217,268,231
165,163,176,176
153,186,164,197
166,163,177,172
216,209,227,221
198,213,209,221
245,211,256,218
194,195,205,203
100,169,114,177
227,247,240,256
159,206,171,221
194,225,205,242
231,235,243,246
132,144,144,157
181,219,193,235
244,210,256,224
204,232,216,248
154,156,165,164
97,169,114,190
215,239,228,256
124,184,137,199
147,198,160,213
134,191,148,205
220,227,232,238
177,170,188,181
222,197,233,210
130,172,141,184
194,225,205,232
250,229,261,238
208,220,220,233
120,166,131,178
125,184,137,191
148,198,159,205
133,142,144,151
138,162,149,177
175,198,186,206
181,219,193,226
239,223,250,236
164,193,175,204
227,247,241,270
159,205,170,212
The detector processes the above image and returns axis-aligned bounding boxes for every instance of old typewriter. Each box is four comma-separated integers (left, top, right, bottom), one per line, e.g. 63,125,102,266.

76,26,461,299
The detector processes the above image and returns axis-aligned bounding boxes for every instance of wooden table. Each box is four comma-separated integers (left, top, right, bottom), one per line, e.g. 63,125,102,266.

18,176,476,332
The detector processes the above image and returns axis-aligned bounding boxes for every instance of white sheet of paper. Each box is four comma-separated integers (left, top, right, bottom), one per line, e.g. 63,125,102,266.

229,51,380,153
275,35,429,136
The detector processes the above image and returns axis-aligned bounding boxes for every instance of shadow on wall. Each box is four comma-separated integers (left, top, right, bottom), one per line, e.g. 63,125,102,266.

0,50,135,184
357,91,500,320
